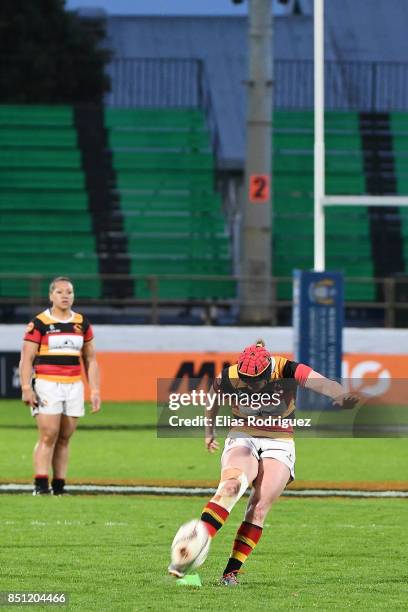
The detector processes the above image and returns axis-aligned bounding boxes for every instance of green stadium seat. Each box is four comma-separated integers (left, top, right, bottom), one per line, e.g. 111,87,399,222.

273,111,372,301
0,231,95,253
107,107,233,301
112,152,213,171
0,169,85,189
105,108,206,130
119,192,218,213
0,150,81,168
0,105,73,126
0,127,77,148
0,105,100,298
0,191,88,210
391,113,408,269
109,130,209,151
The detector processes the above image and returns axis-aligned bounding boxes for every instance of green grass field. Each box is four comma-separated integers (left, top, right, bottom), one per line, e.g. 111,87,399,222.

1,400,407,483
0,495,407,610
1,400,407,610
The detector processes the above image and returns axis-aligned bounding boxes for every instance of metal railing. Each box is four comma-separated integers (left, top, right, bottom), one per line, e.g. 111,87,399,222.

1,273,408,327
104,58,408,112
104,58,202,107
198,61,221,161
3,56,408,112
274,60,408,111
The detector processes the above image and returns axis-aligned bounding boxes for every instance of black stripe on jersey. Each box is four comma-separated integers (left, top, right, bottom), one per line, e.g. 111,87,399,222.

34,356,81,366
221,368,237,393
47,323,84,332
282,360,299,378
33,317,48,335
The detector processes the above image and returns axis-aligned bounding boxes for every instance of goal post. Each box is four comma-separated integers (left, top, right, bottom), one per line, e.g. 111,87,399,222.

292,0,343,391
322,196,408,207
294,0,407,389
294,0,408,389
314,0,408,270
314,0,325,272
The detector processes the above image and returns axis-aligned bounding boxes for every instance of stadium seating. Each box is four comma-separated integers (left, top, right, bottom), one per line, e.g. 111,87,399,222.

390,113,408,272
273,111,374,301
0,104,399,308
0,105,100,298
105,108,233,300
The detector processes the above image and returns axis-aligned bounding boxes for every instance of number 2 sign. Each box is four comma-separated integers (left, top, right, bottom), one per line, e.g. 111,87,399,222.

249,175,270,203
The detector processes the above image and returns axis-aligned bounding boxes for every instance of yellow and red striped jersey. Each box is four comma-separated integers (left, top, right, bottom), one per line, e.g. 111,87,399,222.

23,309,94,383
216,357,312,439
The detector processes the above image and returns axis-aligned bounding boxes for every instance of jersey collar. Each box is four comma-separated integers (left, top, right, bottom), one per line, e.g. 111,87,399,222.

46,308,75,324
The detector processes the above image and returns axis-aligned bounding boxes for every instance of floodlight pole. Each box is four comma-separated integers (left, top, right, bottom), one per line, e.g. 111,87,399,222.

240,0,273,323
314,0,325,271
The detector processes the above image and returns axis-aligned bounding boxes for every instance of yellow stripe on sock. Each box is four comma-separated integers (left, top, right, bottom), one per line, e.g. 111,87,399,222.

236,534,257,548
204,507,226,525
231,550,247,563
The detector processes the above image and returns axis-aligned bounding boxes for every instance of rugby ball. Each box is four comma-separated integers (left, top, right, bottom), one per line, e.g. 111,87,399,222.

171,519,210,573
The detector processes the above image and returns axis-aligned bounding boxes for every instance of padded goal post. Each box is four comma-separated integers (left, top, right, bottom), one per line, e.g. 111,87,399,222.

292,1,408,396
292,1,408,387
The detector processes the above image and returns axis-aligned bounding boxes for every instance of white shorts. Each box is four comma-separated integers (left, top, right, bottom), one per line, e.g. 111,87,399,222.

32,379,85,418
221,433,296,481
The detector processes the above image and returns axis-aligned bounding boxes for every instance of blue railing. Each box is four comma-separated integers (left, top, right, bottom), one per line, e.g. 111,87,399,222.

105,58,408,112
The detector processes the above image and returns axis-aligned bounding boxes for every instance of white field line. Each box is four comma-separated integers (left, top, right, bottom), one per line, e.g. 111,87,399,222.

0,483,408,498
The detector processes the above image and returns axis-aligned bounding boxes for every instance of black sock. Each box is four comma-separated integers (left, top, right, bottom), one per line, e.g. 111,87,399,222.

51,478,65,495
34,475,49,493
223,557,242,575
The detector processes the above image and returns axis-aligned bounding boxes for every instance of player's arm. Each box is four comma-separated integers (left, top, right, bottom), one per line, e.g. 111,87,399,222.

204,374,222,453
82,340,101,413
304,369,359,409
284,360,359,409
19,341,39,408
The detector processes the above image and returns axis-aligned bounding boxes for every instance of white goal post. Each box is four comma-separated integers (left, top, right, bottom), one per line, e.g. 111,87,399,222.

314,0,408,272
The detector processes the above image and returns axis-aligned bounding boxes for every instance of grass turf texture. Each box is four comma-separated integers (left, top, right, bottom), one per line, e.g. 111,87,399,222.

1,399,408,487
0,495,407,610
0,400,408,484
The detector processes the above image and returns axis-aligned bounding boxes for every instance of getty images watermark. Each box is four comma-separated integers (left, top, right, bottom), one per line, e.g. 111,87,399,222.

159,385,313,432
156,378,408,438
168,389,283,410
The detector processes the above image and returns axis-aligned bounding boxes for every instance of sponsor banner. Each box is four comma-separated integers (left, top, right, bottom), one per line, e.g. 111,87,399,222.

97,352,405,402
2,350,407,403
96,352,238,401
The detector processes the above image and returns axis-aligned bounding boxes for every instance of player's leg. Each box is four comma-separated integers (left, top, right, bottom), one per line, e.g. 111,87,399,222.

221,457,290,584
33,413,61,494
51,414,79,494
168,440,259,577
51,382,84,495
200,440,259,538
32,379,65,493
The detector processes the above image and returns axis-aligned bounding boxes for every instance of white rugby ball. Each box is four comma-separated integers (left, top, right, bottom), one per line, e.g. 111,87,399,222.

171,519,210,572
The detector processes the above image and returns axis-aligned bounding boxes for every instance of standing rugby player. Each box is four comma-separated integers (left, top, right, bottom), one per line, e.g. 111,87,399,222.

19,276,101,495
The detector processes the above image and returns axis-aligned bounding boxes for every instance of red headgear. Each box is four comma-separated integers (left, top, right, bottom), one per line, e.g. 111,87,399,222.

237,341,271,380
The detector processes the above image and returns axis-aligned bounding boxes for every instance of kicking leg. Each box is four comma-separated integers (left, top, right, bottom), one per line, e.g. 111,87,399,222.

200,444,259,538
168,443,258,578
